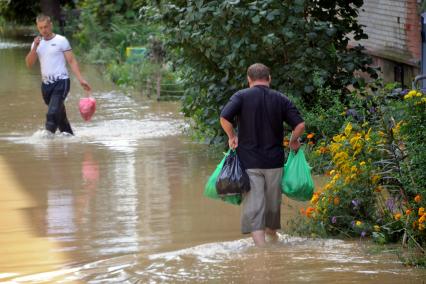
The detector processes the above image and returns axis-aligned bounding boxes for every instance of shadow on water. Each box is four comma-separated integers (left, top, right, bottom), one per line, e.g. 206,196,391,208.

0,34,425,283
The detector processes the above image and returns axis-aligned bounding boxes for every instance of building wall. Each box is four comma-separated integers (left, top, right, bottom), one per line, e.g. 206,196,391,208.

353,0,422,86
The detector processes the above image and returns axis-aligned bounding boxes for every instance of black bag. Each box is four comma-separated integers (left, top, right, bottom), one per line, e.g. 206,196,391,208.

216,150,250,196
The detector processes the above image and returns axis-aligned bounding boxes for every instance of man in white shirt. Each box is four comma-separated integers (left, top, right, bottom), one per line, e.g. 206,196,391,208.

25,14,91,135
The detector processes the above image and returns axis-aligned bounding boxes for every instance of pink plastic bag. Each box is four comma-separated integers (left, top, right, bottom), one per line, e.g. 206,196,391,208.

79,97,96,121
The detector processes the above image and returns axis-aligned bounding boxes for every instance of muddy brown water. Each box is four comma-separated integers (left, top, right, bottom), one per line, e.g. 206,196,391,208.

0,34,425,283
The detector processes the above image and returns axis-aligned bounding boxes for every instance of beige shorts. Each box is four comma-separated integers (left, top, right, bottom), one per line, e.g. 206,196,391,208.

241,168,283,234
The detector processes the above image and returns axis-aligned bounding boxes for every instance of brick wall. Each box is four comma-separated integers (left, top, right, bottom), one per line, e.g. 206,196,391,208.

351,0,422,84
355,0,421,66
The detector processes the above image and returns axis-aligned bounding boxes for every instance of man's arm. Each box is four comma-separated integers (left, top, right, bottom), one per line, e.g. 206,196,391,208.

25,36,41,68
289,122,305,152
220,117,238,149
64,50,91,91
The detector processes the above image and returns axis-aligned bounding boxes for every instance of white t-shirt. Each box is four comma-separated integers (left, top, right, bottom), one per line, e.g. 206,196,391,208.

32,34,71,84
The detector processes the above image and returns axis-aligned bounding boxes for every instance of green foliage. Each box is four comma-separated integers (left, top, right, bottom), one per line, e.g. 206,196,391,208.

69,0,181,97
161,0,377,141
74,0,161,62
292,83,426,265
0,0,40,24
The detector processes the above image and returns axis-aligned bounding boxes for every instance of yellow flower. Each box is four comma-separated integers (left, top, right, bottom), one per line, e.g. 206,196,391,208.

419,223,425,231
419,207,425,216
394,213,402,221
355,220,362,227
365,128,372,141
360,161,366,166
311,192,320,204
419,215,426,224
414,194,422,203
329,143,342,153
351,165,358,173
404,90,416,100
332,173,340,181
371,175,380,184
344,176,351,185
344,123,352,136
374,225,380,232
416,92,423,97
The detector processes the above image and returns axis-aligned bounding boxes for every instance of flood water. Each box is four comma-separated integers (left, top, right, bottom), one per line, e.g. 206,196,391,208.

0,34,425,283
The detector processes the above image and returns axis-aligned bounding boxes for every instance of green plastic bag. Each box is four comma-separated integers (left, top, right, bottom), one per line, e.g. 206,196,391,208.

281,148,314,201
204,150,242,205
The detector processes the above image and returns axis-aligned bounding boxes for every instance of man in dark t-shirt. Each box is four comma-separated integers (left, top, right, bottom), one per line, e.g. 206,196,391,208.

220,63,305,246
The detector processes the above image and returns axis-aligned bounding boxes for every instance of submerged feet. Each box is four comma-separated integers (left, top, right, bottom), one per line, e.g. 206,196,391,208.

252,229,280,247
40,129,54,139
40,130,74,139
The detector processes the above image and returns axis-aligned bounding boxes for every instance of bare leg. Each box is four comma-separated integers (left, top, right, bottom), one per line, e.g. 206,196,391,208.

252,230,266,247
265,228,278,242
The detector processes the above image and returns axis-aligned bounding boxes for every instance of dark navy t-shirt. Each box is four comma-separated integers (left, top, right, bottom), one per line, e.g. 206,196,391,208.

220,85,304,169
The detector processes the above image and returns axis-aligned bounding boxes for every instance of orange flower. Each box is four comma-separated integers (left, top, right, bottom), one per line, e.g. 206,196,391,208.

419,207,425,216
333,197,340,205
413,221,418,229
283,137,289,147
307,133,315,139
374,186,382,193
306,207,315,218
308,141,314,145
405,209,412,215
414,194,422,203
394,213,402,221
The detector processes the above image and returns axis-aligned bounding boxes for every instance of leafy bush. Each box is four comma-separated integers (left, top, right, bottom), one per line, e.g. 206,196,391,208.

294,85,426,265
161,0,378,141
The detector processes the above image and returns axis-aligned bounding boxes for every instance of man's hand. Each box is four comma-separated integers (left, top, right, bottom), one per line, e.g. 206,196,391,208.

228,136,238,150
26,36,41,68
79,79,91,92
33,36,41,48
289,122,305,152
289,138,301,152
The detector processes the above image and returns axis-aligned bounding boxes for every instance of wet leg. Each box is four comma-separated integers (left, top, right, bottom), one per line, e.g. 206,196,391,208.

45,93,63,134
265,228,278,242
58,105,74,135
252,230,266,247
